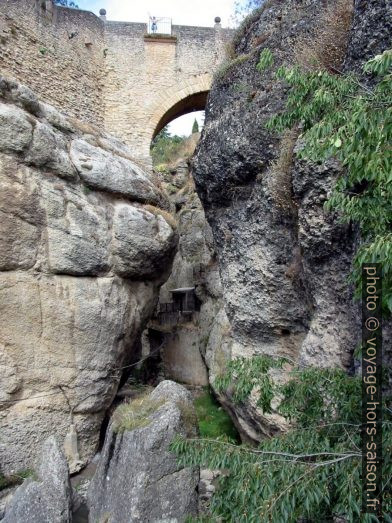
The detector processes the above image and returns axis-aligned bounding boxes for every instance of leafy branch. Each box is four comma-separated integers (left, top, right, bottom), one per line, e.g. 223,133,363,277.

171,356,392,522
262,48,392,314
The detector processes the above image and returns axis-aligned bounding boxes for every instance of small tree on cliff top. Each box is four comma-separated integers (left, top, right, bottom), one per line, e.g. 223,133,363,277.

192,118,199,134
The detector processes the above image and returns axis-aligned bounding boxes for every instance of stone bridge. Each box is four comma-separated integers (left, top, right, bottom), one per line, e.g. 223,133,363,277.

103,18,233,163
0,1,233,165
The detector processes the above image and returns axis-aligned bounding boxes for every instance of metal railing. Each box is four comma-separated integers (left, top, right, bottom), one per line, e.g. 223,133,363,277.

153,302,195,325
147,17,172,35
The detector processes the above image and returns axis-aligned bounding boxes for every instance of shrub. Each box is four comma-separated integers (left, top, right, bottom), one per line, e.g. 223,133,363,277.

171,357,392,522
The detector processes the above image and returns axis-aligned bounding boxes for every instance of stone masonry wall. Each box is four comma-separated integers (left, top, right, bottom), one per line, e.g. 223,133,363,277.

103,22,232,163
0,0,105,127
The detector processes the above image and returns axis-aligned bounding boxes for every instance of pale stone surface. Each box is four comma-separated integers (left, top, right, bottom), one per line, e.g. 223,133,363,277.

0,103,32,152
26,121,77,180
0,271,157,472
161,327,209,387
0,81,177,474
145,161,220,387
88,381,198,523
112,205,177,280
8,82,41,115
70,139,166,206
3,436,72,523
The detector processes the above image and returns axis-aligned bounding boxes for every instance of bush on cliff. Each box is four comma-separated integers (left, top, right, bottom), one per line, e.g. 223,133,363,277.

172,356,392,522
266,49,392,314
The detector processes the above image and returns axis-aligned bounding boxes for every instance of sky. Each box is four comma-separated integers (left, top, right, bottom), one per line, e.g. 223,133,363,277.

79,0,237,135
80,0,237,28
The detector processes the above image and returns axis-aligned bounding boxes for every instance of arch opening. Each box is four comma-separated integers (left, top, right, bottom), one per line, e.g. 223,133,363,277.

152,90,209,140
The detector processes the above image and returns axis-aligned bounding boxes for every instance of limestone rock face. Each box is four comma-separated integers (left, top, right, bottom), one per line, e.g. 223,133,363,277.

88,380,199,523
0,77,177,474
0,103,33,152
344,0,392,75
112,205,177,279
70,139,168,208
192,0,362,439
2,436,72,523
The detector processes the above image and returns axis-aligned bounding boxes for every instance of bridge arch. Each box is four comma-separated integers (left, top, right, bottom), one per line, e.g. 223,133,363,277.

102,21,233,167
147,73,212,145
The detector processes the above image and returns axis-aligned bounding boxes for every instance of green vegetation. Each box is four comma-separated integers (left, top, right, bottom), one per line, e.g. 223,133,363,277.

192,118,199,134
53,0,79,8
0,469,35,491
112,395,164,433
263,48,392,313
194,388,239,441
151,126,186,166
215,355,286,412
256,47,274,72
171,356,392,522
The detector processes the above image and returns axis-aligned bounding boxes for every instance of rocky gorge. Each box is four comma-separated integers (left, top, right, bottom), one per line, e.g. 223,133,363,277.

0,0,391,521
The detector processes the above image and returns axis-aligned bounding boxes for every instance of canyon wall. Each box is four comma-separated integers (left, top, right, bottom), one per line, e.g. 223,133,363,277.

0,77,177,474
146,159,223,388
192,0,388,439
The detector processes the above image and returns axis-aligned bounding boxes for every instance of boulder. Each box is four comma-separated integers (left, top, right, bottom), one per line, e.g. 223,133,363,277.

112,204,177,280
88,380,199,523
2,436,72,523
0,103,32,152
70,139,167,208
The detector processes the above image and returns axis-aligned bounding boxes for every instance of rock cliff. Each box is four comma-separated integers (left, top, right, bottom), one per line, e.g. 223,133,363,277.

145,160,223,387
0,78,177,474
192,0,369,439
